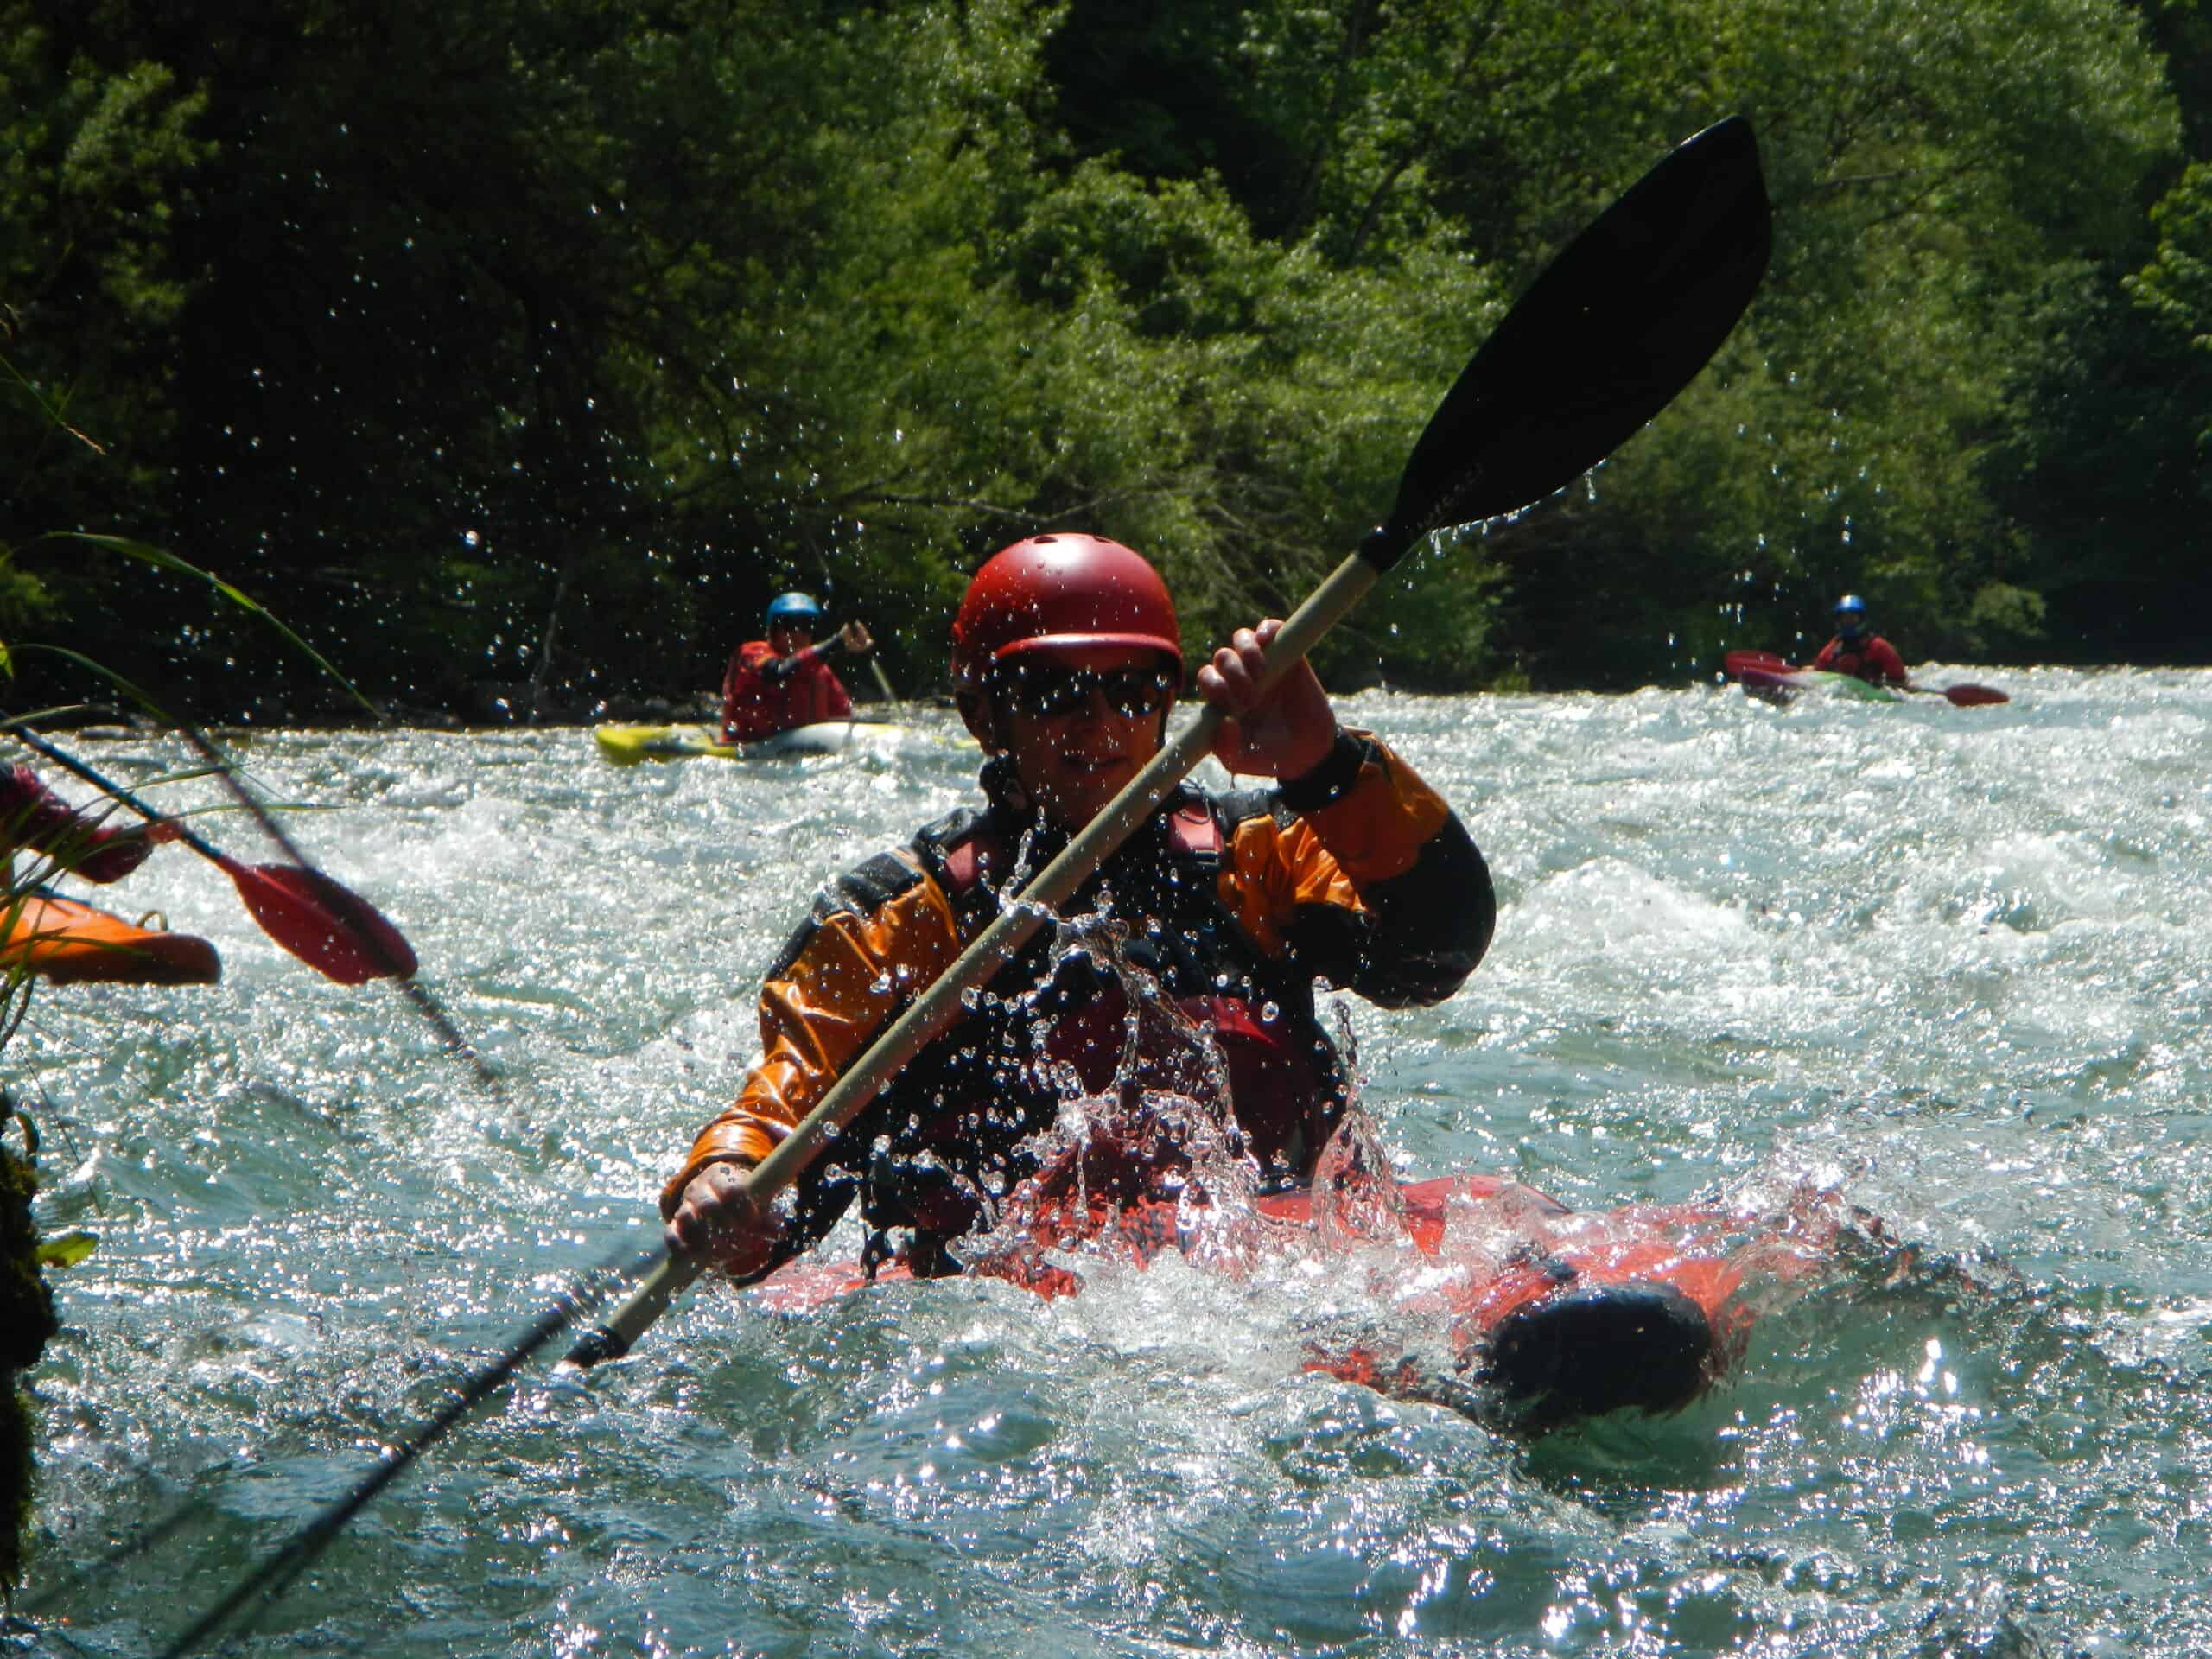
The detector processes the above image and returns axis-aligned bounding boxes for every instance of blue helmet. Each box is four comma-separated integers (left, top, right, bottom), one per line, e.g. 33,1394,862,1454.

1834,594,1867,632
765,591,827,630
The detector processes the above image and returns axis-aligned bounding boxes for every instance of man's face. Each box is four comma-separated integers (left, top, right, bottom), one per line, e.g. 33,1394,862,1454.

995,646,1176,830
769,621,815,656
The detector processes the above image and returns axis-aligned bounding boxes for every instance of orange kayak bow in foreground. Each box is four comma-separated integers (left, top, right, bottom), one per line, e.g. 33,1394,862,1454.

1,889,221,986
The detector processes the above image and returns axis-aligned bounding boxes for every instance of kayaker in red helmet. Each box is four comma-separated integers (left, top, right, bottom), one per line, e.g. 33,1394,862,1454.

719,590,876,744
664,532,1496,1281
1810,594,1909,688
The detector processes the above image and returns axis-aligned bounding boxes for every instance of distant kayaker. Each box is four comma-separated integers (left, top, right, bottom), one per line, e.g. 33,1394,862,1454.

719,592,876,745
1810,594,1910,688
3,762,179,886
664,532,1496,1281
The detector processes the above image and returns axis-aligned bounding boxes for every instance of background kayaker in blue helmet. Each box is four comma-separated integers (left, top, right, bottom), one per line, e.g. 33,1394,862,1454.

663,532,1495,1284
1811,594,1909,687
719,591,875,744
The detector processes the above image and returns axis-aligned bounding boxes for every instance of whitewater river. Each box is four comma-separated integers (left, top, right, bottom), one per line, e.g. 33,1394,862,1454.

15,667,2212,1657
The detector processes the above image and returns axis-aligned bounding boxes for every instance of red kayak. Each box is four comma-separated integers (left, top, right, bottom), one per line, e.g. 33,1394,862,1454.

741,1109,1889,1429
1722,649,2007,708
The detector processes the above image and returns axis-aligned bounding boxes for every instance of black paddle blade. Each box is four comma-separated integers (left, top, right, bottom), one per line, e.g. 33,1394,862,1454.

1369,115,1773,569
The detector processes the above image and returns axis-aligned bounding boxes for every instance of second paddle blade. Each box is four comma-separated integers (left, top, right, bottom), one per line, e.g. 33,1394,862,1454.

1943,684,2009,707
234,864,419,983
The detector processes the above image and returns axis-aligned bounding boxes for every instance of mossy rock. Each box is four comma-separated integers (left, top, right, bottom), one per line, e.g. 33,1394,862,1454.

2,1113,61,1593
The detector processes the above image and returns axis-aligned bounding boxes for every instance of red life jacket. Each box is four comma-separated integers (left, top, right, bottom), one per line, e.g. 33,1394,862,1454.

1812,633,1906,685
930,797,1345,1185
720,640,852,741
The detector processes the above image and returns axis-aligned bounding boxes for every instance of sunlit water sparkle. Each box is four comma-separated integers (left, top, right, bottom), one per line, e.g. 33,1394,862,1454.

16,668,2212,1656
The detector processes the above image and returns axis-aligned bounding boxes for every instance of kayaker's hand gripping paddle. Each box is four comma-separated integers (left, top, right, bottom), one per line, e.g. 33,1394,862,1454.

563,114,1776,1371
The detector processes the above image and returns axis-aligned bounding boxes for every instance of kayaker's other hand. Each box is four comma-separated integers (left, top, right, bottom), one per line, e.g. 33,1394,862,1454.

665,1161,783,1279
841,620,874,655
1197,618,1338,780
142,820,185,846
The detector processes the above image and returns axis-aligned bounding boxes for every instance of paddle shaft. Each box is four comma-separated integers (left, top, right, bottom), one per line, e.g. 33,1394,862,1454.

563,552,1380,1364
866,655,904,716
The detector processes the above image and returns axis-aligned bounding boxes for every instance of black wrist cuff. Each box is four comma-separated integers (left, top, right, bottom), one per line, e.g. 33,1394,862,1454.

1276,728,1367,811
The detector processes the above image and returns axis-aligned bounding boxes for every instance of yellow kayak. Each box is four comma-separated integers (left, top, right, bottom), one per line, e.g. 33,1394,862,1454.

592,721,912,766
1,890,221,986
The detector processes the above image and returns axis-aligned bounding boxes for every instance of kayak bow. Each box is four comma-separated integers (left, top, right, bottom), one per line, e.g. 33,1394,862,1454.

1,889,221,986
740,1158,1882,1430
592,721,913,765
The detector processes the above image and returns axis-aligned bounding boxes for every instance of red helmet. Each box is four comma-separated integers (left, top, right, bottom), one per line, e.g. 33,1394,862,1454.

950,534,1182,690
950,534,1181,747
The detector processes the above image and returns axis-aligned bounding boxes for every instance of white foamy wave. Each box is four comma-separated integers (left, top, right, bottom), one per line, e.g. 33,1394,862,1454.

1505,856,1763,967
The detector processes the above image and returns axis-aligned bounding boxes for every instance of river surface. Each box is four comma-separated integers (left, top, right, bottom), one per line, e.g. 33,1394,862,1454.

15,667,2212,1658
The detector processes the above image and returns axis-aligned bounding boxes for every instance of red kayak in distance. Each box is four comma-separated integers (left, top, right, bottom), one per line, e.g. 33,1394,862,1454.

1722,650,2008,708
740,1108,1905,1431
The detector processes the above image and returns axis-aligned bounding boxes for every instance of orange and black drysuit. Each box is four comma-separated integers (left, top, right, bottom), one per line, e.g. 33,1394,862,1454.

661,729,1494,1274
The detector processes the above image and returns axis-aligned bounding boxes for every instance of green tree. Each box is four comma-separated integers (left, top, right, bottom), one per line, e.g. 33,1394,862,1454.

4,0,899,713
4,0,2203,705
668,0,1518,685
1487,0,2182,683
1980,163,2212,659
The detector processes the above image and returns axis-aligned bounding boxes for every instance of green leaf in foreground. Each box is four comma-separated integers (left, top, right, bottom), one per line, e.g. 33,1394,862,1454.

35,1230,97,1269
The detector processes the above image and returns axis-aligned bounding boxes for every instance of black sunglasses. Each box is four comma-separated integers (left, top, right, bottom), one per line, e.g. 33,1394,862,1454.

995,662,1177,720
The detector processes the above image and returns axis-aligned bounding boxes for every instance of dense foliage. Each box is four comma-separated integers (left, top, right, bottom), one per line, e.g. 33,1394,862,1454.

3,0,2204,709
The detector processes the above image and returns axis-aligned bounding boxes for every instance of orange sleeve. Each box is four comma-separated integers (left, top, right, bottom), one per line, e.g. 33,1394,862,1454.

1287,735,1451,886
1218,734,1450,939
659,855,967,1216
1219,815,1349,956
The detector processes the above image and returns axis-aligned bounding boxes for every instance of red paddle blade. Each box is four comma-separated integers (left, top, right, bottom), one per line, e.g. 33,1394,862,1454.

1724,650,1795,679
231,864,418,983
1943,683,2008,707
